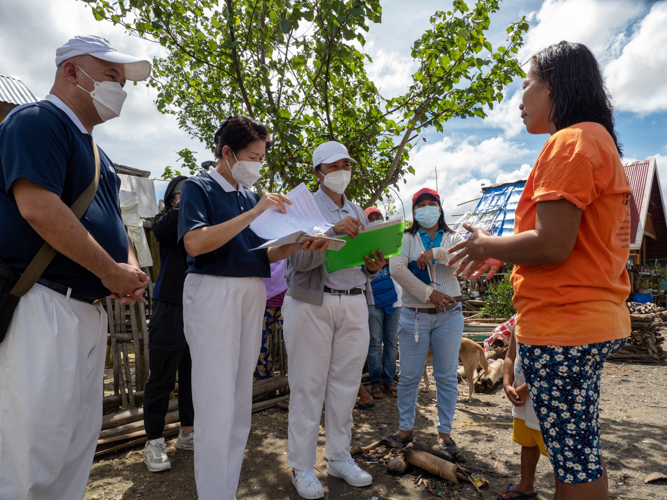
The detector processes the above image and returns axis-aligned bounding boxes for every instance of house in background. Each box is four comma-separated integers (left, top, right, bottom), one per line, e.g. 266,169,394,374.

624,158,667,264
0,73,38,122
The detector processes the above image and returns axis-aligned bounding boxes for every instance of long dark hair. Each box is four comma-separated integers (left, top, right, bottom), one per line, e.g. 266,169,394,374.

531,41,622,155
406,196,453,235
214,115,271,159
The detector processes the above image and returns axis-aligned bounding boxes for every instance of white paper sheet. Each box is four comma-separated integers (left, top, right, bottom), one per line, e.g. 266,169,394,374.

252,232,347,251
249,183,332,240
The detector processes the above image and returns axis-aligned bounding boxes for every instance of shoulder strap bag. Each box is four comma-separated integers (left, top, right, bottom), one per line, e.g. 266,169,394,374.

0,139,101,342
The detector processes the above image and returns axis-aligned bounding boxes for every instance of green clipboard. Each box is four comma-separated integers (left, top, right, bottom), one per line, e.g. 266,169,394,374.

322,219,405,273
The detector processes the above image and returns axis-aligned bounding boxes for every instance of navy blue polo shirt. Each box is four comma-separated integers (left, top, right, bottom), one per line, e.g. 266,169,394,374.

0,100,128,298
177,168,270,277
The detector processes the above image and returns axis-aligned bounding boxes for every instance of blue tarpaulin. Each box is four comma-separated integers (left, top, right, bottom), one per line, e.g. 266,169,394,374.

453,181,526,237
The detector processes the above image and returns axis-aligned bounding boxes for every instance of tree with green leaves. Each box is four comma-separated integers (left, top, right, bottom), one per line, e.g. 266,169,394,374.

85,0,528,206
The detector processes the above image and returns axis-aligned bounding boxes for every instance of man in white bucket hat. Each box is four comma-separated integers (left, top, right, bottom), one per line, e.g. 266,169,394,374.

0,35,151,499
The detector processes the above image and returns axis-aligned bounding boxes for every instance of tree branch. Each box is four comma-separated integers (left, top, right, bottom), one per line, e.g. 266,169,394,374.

226,0,255,118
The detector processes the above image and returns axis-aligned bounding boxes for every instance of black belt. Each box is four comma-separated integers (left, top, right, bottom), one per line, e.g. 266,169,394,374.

406,306,443,314
323,286,364,295
36,277,101,304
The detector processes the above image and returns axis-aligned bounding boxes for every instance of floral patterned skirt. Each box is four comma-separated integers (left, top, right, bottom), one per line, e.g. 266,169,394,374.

519,338,626,483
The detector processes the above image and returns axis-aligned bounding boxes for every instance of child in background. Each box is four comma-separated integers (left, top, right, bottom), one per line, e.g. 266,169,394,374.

499,320,560,500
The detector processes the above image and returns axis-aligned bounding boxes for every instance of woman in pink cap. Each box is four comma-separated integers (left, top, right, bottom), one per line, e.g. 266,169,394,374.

388,188,465,455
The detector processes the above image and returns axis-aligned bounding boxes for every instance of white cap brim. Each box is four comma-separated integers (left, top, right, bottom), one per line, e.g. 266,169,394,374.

88,50,152,81
317,152,357,166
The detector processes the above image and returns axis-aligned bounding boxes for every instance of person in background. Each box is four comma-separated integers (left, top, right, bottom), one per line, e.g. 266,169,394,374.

448,42,631,499
256,259,288,379
0,35,151,498
364,206,402,399
282,141,386,499
389,188,464,455
499,317,561,500
142,175,195,473
178,115,327,500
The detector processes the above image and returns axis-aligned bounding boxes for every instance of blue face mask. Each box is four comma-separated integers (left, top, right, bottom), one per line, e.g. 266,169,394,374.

414,205,441,228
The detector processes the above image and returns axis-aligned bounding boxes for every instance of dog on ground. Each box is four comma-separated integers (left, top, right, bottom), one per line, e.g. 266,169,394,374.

422,338,491,401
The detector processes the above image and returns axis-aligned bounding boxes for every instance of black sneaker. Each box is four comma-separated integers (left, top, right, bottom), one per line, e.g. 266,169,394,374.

385,430,414,448
438,438,458,455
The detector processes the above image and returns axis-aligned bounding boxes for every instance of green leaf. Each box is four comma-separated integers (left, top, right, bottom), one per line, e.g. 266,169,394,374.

279,18,291,33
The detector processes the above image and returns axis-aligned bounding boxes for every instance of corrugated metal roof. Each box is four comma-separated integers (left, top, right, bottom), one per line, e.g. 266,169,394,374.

454,180,526,237
624,160,650,247
0,73,38,106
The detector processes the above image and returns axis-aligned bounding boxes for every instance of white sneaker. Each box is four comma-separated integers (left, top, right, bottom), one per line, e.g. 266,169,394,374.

176,429,194,451
143,437,171,472
291,468,324,499
327,459,372,487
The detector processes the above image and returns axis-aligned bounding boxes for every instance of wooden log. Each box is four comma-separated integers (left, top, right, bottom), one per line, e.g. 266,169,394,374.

106,297,120,396
121,342,136,407
129,302,143,391
103,390,144,409
473,358,504,393
99,410,179,441
350,439,386,456
403,447,459,484
94,423,180,457
137,301,150,387
251,394,290,412
106,333,133,343
252,375,289,397
102,398,177,430
386,458,408,474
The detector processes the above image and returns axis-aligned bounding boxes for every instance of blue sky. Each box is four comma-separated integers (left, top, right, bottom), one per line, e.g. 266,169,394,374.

1,0,666,220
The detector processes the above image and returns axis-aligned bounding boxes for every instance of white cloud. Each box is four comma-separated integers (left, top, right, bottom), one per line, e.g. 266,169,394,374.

483,90,524,138
495,163,533,184
365,46,417,99
0,0,208,178
519,0,645,63
604,2,667,114
394,135,534,220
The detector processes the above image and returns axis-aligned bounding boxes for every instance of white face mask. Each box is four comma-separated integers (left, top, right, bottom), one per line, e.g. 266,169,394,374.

76,66,127,122
226,151,262,187
319,169,351,194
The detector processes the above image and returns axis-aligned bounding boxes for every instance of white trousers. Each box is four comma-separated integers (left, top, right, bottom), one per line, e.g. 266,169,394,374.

282,293,369,470
0,284,107,500
183,274,265,500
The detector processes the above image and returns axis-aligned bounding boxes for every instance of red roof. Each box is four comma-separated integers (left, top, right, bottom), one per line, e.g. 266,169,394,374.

623,158,667,258
624,160,651,247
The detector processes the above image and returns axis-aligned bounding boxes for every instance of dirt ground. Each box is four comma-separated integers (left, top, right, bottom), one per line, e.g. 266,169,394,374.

86,359,667,500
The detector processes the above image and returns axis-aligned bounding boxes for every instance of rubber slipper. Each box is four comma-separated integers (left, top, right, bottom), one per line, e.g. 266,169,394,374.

370,385,384,399
276,400,290,411
497,483,537,499
354,401,375,410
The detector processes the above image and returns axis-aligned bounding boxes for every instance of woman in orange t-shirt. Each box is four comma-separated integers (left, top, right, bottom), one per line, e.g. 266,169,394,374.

448,42,630,500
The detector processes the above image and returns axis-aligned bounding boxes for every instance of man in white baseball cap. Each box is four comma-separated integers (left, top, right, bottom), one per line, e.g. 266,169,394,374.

282,141,387,498
0,36,151,499
55,34,152,81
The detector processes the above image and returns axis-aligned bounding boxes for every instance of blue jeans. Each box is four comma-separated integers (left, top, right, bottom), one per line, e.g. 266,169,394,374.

397,306,463,434
367,305,401,386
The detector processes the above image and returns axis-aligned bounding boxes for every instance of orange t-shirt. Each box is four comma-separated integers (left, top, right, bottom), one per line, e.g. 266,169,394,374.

511,122,631,346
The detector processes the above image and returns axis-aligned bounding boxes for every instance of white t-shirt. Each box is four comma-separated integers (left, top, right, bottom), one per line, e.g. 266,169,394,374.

511,349,541,430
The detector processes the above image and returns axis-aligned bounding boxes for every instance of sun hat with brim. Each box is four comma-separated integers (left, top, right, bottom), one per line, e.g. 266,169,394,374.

55,35,152,82
412,187,441,206
312,141,357,169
